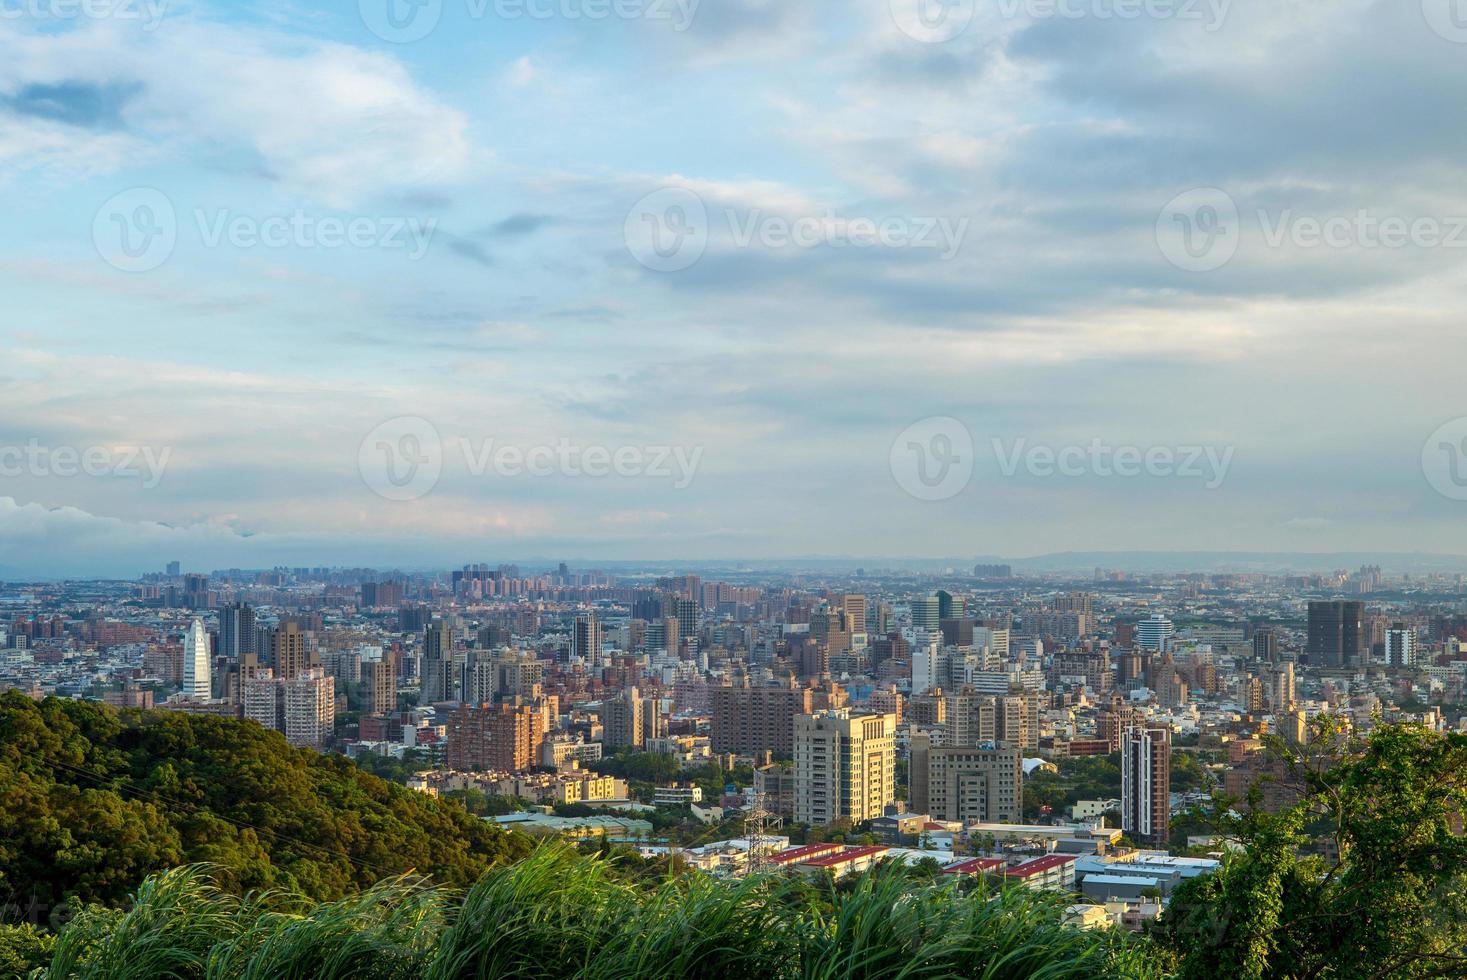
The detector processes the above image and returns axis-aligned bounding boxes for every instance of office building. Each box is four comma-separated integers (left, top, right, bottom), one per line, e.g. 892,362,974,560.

1306,601,1364,668
1135,614,1175,652
182,618,211,699
911,595,941,631
794,710,896,826
910,732,1023,823
1252,627,1278,662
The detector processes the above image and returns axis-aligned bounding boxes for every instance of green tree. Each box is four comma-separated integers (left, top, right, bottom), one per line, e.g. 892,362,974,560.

1154,717,1467,979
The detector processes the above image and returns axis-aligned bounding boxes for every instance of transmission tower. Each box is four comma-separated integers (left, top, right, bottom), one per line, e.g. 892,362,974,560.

743,791,783,876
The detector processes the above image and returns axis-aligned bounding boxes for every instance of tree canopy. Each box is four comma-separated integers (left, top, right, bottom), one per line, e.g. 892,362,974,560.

0,693,531,912
1154,718,1467,979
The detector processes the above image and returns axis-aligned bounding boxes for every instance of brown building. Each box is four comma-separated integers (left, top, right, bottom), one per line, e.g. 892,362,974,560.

447,701,542,772
709,681,813,755
364,656,397,715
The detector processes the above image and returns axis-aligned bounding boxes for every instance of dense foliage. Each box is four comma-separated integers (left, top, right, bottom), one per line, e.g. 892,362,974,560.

0,694,531,912
1154,719,1467,979
19,846,1159,980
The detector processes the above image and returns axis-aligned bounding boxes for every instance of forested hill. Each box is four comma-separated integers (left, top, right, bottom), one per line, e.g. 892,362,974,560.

0,693,530,909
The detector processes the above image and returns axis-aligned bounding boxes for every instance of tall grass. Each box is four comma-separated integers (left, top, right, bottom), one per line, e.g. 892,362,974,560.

31,845,1164,980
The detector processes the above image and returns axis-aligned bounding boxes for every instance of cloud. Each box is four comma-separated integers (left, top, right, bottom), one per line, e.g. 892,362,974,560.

0,17,469,205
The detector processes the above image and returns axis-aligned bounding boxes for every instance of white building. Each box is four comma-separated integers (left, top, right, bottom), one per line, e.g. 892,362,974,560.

1136,614,1175,652
182,618,211,699
1385,626,1416,668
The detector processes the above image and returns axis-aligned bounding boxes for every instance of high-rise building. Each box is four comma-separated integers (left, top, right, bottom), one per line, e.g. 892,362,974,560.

709,681,813,754
243,668,280,730
364,656,397,715
602,686,645,749
935,590,964,621
794,710,896,826
1054,592,1095,617
182,618,211,699
447,701,542,772
1307,601,1364,668
421,621,455,702
1121,724,1171,846
265,621,312,681
283,670,336,749
1135,614,1175,652
1252,627,1278,662
242,667,336,750
1385,624,1416,668
573,613,603,667
909,732,1022,823
675,599,700,650
1270,662,1296,711
1097,696,1140,752
219,602,256,659
911,595,941,631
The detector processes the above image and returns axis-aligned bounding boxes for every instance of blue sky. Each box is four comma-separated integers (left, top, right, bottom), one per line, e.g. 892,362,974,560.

3,0,1467,575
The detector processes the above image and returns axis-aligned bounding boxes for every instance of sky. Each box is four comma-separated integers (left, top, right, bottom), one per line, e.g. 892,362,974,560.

3,0,1467,577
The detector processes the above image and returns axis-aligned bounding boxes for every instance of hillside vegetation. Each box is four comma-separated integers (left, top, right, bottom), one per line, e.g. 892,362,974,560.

0,693,530,910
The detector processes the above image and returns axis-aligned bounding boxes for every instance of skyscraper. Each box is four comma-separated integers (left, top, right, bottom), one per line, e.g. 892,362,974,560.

265,621,312,680
1252,627,1278,662
283,670,336,749
1307,601,1364,668
1121,724,1171,846
675,599,699,650
182,618,211,699
421,621,455,702
573,614,603,668
219,602,256,659
935,590,964,621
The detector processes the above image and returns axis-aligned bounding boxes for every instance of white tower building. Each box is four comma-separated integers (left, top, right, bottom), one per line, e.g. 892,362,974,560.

183,618,212,699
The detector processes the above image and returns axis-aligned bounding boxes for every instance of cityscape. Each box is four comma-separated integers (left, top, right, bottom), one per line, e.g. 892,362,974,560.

7,0,1467,974
4,560,1466,952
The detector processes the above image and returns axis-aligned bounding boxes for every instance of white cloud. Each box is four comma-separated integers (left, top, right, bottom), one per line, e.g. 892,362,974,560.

0,17,468,206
